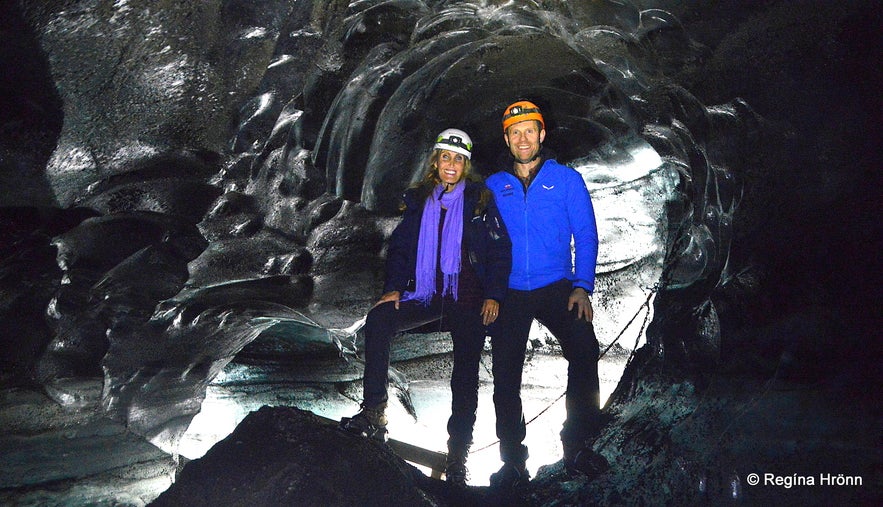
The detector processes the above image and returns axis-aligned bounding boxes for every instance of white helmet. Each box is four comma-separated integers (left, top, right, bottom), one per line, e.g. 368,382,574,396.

433,128,473,159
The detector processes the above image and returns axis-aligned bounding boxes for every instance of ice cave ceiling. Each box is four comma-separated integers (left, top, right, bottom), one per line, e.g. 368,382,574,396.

0,0,879,505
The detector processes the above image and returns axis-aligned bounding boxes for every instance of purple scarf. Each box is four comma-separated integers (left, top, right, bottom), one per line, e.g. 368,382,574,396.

403,181,465,305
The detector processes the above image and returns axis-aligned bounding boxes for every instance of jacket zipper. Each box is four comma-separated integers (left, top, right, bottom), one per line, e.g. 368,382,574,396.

521,175,531,291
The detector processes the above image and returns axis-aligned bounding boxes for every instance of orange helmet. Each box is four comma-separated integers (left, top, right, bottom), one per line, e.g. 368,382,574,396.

502,100,544,132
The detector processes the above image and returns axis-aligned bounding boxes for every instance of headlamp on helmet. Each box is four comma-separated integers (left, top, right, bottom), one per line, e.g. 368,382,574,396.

502,100,545,132
433,128,473,159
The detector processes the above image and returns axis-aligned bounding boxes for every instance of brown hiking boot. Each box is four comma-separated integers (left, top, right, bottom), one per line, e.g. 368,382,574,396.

340,403,388,442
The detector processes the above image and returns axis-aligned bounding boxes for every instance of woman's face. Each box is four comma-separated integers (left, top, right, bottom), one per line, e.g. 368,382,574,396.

436,149,467,185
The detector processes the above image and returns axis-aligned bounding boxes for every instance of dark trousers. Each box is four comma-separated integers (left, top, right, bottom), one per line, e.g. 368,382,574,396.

362,296,486,447
490,279,601,463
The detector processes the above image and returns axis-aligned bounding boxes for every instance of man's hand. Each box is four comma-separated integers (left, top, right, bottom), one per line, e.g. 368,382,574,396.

568,287,593,322
374,291,401,309
481,299,500,326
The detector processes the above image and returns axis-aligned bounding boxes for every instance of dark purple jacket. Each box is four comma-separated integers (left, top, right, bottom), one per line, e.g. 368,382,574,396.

383,180,511,303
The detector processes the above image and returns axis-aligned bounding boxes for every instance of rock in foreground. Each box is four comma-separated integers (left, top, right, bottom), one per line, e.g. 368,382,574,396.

152,406,443,506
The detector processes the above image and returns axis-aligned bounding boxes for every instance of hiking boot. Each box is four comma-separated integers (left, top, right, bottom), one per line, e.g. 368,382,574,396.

489,462,530,491
445,460,469,487
563,445,609,479
339,403,388,442
444,443,470,487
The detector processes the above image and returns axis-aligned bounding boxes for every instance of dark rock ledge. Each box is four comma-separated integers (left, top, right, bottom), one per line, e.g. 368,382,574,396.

150,406,525,507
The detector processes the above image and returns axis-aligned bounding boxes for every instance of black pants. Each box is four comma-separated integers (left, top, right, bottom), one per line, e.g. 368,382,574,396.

362,296,486,447
490,279,601,464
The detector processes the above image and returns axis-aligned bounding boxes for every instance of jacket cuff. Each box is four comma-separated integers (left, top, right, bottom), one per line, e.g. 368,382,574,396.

484,290,506,304
572,281,593,294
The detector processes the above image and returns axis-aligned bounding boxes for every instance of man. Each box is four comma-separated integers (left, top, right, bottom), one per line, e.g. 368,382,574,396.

484,100,609,490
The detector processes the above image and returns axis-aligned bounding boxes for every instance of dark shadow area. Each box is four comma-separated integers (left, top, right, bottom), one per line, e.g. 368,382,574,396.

0,0,63,207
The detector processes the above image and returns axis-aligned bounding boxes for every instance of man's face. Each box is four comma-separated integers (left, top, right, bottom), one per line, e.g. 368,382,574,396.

504,120,546,164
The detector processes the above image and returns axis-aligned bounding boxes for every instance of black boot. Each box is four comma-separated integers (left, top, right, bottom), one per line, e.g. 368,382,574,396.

444,440,471,487
489,442,530,491
340,403,388,442
489,461,530,491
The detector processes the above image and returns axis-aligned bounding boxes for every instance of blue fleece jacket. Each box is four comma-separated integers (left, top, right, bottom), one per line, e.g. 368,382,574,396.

485,158,599,293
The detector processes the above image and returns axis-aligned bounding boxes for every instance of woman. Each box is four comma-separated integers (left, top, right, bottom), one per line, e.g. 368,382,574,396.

340,128,511,486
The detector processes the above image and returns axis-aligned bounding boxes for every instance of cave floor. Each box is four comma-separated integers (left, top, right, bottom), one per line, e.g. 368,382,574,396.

0,348,631,505
0,378,177,506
